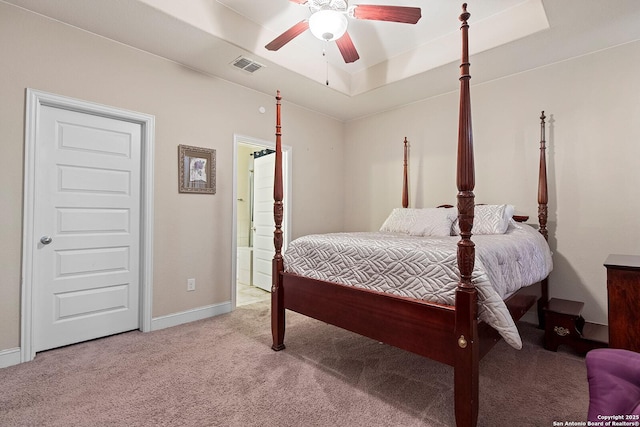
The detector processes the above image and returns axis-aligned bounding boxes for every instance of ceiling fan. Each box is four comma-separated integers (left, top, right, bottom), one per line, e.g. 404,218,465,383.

265,0,422,63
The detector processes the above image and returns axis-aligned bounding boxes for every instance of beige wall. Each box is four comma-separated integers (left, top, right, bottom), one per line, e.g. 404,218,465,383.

344,39,640,325
0,3,344,352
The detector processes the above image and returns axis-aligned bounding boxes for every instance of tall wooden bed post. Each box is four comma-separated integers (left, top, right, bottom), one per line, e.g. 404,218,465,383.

454,4,479,427
402,137,409,208
537,111,549,325
272,90,286,351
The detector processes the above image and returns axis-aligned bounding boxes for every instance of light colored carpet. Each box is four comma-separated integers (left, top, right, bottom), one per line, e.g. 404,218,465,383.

0,300,589,426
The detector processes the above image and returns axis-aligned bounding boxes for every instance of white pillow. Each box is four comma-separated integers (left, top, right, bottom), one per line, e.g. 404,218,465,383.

409,208,458,237
379,208,421,234
503,204,515,223
452,204,514,235
380,208,457,237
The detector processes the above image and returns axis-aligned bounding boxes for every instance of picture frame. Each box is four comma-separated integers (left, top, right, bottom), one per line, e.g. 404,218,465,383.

178,144,216,194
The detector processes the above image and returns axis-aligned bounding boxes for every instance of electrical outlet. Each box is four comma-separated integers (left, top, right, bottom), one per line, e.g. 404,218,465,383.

187,278,196,291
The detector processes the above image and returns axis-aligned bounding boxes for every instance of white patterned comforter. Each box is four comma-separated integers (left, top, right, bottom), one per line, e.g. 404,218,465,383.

283,222,553,349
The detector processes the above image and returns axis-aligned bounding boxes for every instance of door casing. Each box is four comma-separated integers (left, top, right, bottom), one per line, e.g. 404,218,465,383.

21,89,155,362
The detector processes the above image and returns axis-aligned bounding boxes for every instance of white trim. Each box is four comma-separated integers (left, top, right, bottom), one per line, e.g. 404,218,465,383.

151,302,232,331
0,348,21,369
21,89,155,363
231,134,292,310
139,111,155,334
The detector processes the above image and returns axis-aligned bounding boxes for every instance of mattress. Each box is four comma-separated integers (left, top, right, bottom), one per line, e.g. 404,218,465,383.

283,221,553,349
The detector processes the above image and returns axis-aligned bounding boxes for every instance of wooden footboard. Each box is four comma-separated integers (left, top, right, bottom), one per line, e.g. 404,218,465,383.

283,272,457,365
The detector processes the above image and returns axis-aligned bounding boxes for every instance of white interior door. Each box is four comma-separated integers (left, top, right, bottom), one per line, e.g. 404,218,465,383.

252,152,275,291
33,104,142,352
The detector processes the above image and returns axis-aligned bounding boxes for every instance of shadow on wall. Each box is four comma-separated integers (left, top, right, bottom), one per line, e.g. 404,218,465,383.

548,249,597,313
547,211,598,321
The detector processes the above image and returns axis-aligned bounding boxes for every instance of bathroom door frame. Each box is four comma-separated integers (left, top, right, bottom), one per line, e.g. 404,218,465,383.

231,134,291,309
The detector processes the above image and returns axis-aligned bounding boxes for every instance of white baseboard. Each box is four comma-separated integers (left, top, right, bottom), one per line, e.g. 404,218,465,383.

0,347,21,369
151,301,232,331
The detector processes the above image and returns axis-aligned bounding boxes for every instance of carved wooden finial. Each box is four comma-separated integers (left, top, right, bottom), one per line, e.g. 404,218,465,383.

275,91,281,136
459,3,471,81
460,3,470,23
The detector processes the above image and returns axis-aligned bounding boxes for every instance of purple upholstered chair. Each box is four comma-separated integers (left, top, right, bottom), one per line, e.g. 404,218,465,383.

586,348,640,421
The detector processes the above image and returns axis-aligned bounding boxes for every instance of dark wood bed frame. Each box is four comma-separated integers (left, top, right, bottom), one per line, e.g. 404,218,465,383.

270,5,549,427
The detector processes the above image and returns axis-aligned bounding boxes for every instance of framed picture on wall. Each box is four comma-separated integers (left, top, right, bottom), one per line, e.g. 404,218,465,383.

178,144,216,194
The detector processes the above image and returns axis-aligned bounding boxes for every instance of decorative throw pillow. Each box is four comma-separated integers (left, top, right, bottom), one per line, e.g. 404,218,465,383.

452,204,514,235
379,208,422,234
409,208,458,237
380,208,457,236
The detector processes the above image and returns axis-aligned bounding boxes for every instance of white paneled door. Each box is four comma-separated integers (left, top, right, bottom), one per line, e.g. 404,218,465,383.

252,152,275,292
33,105,142,352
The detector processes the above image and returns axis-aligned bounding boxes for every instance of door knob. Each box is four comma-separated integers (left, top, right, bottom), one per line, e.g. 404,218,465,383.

40,236,53,245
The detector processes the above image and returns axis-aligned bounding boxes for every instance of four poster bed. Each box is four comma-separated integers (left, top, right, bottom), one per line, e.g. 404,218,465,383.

269,5,552,427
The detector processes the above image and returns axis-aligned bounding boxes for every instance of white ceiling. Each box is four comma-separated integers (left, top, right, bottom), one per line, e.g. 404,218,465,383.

4,0,640,121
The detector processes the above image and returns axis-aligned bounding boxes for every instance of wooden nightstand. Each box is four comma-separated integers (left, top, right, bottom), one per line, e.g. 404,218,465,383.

543,298,608,353
605,254,640,352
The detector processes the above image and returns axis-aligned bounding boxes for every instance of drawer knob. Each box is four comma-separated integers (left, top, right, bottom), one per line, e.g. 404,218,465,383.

458,335,468,348
554,326,570,337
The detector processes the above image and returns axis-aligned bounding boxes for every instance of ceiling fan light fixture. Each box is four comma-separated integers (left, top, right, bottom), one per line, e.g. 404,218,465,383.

309,10,348,41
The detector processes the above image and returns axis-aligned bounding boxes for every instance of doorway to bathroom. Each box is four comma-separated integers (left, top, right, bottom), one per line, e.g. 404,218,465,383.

232,134,291,308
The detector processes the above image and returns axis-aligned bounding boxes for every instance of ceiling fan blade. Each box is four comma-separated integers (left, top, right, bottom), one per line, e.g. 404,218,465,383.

265,20,310,51
336,31,360,63
352,5,422,24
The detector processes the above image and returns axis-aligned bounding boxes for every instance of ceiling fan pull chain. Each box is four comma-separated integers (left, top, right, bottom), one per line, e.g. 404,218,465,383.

323,44,329,86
